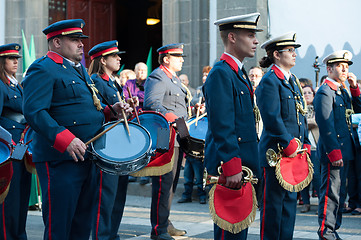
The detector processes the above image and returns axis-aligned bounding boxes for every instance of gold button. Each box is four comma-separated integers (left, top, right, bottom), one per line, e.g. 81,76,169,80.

351,133,353,136
238,137,242,141
340,104,342,107
12,126,15,128
300,122,302,125
337,135,340,137
294,96,297,99
241,91,244,94
300,136,302,139
14,95,17,98
289,96,291,98
72,81,75,84
341,143,344,146
73,121,77,125
113,94,116,97
176,93,180,96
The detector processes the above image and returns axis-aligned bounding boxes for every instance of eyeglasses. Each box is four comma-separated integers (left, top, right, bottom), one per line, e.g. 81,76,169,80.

278,48,296,53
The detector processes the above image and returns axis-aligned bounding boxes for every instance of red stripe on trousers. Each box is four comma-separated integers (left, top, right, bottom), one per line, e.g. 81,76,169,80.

45,162,52,240
154,176,162,235
221,229,224,240
261,168,266,240
2,203,6,240
320,164,331,239
95,170,103,240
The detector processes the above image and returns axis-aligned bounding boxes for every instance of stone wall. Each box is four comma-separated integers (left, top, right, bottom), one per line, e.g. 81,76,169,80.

163,0,269,87
5,0,48,80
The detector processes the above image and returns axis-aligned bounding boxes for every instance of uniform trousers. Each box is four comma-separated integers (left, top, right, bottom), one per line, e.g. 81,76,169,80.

150,146,182,236
214,223,248,240
260,167,297,240
92,170,128,240
347,129,361,209
0,161,31,240
36,159,97,240
300,150,321,204
318,161,349,240
182,156,206,201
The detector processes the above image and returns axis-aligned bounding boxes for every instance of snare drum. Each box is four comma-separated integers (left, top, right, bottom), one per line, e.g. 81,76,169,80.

180,116,208,159
91,121,152,175
131,111,170,151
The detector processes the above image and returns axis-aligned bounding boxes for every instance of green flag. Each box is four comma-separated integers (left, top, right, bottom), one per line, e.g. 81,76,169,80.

117,64,125,75
29,35,36,62
146,47,152,76
21,30,31,74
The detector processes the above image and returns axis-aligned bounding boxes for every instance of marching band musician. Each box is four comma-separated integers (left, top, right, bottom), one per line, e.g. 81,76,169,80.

87,40,130,240
22,19,132,240
0,43,32,239
144,43,189,240
203,13,262,240
256,32,311,240
314,51,361,240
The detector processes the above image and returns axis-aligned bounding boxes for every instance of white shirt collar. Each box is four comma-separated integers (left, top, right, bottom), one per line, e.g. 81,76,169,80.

326,77,341,87
274,64,291,80
7,74,18,85
224,52,243,71
50,51,81,67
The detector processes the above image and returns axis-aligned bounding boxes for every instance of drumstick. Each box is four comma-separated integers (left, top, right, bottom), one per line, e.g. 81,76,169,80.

85,119,123,145
187,112,207,127
116,91,130,136
126,86,140,124
195,98,202,127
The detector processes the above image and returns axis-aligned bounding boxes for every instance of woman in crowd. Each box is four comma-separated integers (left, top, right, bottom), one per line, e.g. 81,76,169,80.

0,43,32,239
256,32,310,240
88,40,129,240
300,85,321,213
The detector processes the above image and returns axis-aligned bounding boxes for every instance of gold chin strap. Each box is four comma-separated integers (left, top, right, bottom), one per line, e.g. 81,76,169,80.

181,82,193,118
87,83,103,111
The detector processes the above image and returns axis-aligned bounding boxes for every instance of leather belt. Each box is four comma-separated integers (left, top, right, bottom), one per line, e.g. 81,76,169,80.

1,108,26,124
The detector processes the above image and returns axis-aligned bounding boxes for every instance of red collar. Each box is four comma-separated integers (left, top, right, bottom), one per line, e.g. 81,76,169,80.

160,65,174,79
101,73,110,82
271,65,286,80
220,53,239,74
47,51,64,64
324,79,338,91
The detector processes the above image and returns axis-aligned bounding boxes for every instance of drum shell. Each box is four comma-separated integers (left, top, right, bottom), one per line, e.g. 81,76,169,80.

91,121,153,176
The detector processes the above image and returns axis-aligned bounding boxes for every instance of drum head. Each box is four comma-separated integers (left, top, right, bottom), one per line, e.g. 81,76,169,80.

92,121,152,162
24,128,34,155
187,116,208,140
0,139,11,166
131,112,169,150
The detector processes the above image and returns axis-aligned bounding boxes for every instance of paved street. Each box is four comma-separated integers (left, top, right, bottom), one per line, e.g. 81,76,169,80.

26,178,361,240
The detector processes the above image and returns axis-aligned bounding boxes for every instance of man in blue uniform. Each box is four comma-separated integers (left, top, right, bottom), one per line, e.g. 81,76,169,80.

203,13,262,240
314,50,361,240
144,44,188,240
22,19,131,240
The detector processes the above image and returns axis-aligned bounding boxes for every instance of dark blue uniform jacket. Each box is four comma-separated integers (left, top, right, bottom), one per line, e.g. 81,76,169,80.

314,79,361,163
202,53,259,178
256,65,310,168
22,51,105,162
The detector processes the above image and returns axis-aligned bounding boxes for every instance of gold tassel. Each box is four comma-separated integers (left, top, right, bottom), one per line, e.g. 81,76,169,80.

88,84,103,111
208,184,258,234
275,153,314,192
24,155,36,174
0,183,11,204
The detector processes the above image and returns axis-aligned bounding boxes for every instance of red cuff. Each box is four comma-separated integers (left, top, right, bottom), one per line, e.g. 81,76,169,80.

53,129,76,153
283,138,298,156
222,157,242,177
327,149,342,162
165,112,178,122
304,144,311,155
350,86,361,97
103,105,111,123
